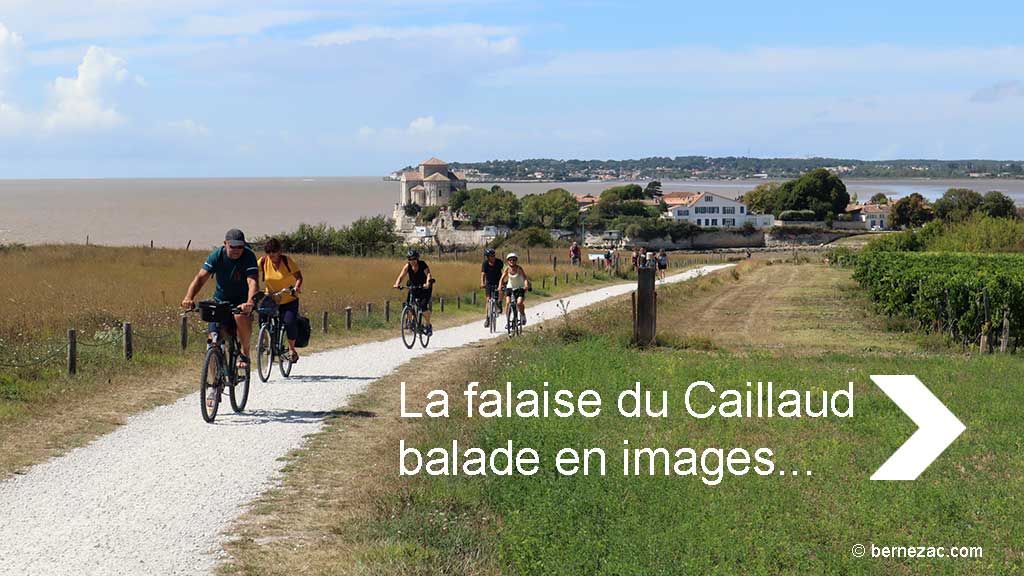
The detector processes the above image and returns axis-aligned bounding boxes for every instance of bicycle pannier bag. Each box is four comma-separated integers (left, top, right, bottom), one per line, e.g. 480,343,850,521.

295,315,312,348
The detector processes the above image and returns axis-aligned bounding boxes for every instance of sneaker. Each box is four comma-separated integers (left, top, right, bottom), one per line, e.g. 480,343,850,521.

426,325,433,336
484,317,490,328
521,316,527,326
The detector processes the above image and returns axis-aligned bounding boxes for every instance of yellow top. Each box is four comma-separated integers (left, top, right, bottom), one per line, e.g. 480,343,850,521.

260,255,300,305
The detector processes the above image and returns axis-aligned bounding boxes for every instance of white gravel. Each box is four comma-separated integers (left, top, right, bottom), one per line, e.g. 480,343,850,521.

0,265,731,576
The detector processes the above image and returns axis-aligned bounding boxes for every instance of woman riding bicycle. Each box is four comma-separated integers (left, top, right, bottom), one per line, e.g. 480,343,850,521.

259,238,304,363
499,252,531,327
393,249,434,336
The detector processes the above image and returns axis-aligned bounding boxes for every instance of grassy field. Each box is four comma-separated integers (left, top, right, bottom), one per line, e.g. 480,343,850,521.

220,262,1023,575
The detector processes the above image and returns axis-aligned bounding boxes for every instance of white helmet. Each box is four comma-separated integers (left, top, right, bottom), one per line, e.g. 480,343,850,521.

506,252,519,260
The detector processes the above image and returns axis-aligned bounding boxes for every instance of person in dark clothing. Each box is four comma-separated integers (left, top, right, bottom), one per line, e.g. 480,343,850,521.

393,249,434,335
480,248,504,327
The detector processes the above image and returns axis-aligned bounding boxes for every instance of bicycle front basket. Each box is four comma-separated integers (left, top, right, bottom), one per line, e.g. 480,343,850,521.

198,300,234,323
256,295,279,316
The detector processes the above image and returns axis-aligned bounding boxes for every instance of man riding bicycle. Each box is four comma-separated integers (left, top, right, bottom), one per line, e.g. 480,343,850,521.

393,249,434,336
480,247,503,328
498,252,532,327
181,229,259,400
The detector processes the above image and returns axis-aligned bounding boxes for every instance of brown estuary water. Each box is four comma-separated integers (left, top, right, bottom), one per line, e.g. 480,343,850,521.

2,176,1023,247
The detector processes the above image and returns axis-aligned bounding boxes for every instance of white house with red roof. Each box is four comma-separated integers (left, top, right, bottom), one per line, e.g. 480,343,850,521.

662,191,775,229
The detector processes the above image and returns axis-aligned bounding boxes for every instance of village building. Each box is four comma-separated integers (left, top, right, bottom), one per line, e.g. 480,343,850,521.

662,191,775,229
844,202,891,230
398,157,468,208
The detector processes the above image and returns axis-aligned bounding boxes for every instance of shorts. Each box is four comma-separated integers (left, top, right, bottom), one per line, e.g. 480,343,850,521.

208,315,237,335
657,263,667,270
485,284,501,301
505,287,526,300
409,287,432,311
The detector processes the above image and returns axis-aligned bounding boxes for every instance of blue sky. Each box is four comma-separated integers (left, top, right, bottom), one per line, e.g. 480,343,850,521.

1,0,1023,177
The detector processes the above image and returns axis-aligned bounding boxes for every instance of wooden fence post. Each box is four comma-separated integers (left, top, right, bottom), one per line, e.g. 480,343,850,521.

554,274,558,287
123,322,133,361
553,256,557,271
457,295,462,309
1000,308,1010,353
366,302,373,318
323,311,329,333
345,307,352,330
565,272,569,284
634,268,657,346
472,291,477,305
67,329,77,376
542,277,547,289
440,297,445,312
385,300,391,323
180,316,188,351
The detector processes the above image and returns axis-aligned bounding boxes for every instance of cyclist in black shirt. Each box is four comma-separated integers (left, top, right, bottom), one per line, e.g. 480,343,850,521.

479,248,504,327
393,249,434,335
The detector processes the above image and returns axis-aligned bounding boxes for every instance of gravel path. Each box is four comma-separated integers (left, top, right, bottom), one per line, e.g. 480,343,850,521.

0,265,731,576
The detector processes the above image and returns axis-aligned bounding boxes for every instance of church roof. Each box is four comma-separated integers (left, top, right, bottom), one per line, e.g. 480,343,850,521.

401,171,422,181
410,185,425,191
424,173,452,182
420,157,448,166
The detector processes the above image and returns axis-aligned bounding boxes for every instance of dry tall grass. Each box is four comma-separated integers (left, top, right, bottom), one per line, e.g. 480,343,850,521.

0,245,587,345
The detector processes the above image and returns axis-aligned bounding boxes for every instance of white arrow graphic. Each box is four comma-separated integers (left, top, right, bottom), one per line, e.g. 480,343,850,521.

870,375,966,481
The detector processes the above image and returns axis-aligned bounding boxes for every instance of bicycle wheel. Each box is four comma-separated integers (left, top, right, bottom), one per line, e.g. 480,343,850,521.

230,345,250,413
256,324,273,383
278,326,293,378
506,302,516,338
515,306,523,336
418,309,431,348
200,347,221,423
400,305,417,349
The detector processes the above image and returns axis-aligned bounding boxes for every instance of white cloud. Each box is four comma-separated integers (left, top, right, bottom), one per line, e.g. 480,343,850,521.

971,81,1024,103
165,118,210,137
0,21,25,78
182,10,322,37
484,44,1024,86
356,115,471,153
307,23,519,54
44,46,132,132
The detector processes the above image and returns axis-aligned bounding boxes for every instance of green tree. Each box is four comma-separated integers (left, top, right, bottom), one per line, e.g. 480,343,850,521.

449,189,470,212
869,193,889,204
599,184,645,203
416,205,440,224
403,203,421,217
891,193,935,228
521,188,580,229
980,191,1017,219
742,181,782,215
772,168,849,218
644,180,663,197
933,188,983,221
462,187,521,227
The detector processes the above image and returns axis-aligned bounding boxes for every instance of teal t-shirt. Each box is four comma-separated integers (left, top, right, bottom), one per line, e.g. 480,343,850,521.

202,246,258,304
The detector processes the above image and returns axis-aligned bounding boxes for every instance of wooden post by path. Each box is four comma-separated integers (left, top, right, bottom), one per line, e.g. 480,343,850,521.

366,303,373,318
1000,308,1010,353
385,300,391,323
345,307,352,330
323,311,330,333
634,267,657,346
180,316,189,351
67,329,77,376
457,295,462,309
440,297,445,312
123,322,133,361
472,291,477,305
553,256,558,271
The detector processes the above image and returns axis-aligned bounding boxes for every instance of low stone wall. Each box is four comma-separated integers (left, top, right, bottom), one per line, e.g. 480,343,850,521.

621,230,765,250
765,228,857,247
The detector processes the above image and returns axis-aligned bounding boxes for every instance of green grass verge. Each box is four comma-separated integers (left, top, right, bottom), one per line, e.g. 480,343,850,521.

373,334,1023,575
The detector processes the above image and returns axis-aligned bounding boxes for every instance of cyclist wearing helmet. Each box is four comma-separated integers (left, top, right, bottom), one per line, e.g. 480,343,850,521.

498,252,532,327
480,248,503,327
393,249,434,336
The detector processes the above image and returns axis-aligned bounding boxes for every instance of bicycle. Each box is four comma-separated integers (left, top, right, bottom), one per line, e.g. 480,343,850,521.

186,300,251,423
505,288,527,338
485,283,500,334
398,283,432,349
255,286,296,383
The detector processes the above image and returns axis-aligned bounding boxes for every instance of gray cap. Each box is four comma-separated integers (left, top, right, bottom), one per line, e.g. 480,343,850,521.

225,229,246,247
